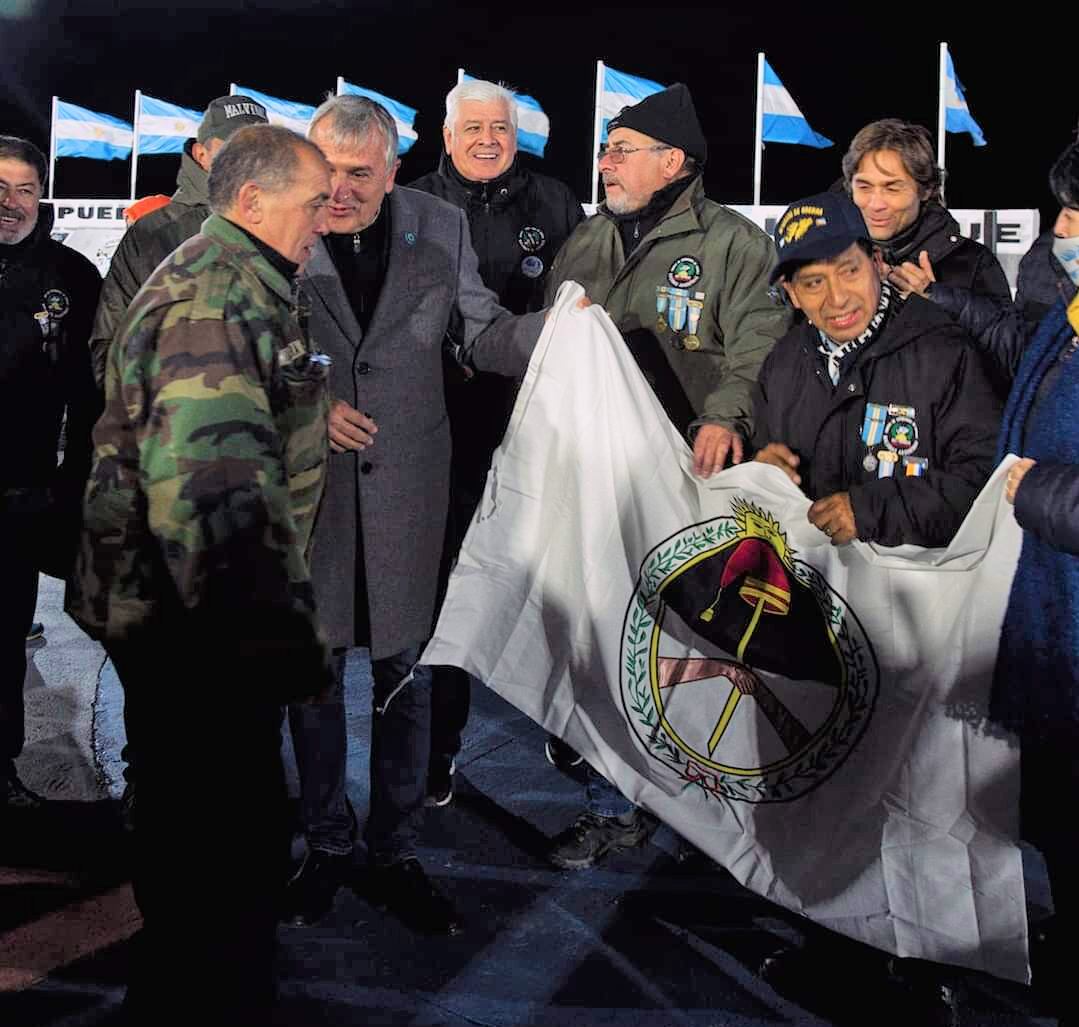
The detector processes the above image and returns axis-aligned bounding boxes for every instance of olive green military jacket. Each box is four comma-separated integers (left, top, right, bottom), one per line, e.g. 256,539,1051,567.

67,215,332,688
544,177,789,440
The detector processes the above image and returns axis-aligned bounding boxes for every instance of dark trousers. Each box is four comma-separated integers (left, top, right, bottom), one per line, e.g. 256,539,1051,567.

428,664,471,776
110,637,289,1025
1021,727,1079,1018
289,645,431,863
0,508,39,770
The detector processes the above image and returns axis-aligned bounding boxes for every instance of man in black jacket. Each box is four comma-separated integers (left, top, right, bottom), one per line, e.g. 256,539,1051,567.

841,119,1011,306
756,190,1001,1025
755,190,1000,549
409,79,583,802
88,94,268,389
0,136,100,810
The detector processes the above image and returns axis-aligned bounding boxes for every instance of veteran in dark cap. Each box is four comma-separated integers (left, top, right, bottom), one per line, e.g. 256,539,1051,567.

754,190,1000,548
89,93,270,388
543,82,790,871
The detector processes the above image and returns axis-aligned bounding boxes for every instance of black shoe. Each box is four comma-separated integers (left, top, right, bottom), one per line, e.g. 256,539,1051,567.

2,770,45,810
548,809,655,870
26,622,44,642
367,857,462,935
281,849,353,927
425,757,456,807
544,735,583,770
887,958,964,1027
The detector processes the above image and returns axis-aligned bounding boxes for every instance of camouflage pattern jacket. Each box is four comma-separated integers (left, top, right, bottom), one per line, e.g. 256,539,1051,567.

67,215,333,694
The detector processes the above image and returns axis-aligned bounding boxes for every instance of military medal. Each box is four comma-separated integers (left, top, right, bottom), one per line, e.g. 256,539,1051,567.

684,293,704,350
903,456,929,477
668,288,688,332
860,402,887,472
656,286,669,331
667,255,702,289
33,310,50,337
877,451,899,479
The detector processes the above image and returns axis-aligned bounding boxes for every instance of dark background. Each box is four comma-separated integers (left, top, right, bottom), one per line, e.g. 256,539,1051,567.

0,1,1068,227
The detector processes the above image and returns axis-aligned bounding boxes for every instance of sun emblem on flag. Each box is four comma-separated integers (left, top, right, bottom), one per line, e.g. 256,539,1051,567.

620,499,878,803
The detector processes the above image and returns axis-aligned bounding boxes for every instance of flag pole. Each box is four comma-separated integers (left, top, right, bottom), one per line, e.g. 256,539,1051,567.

47,95,58,200
229,82,238,96
336,76,344,96
457,67,465,86
753,53,764,206
129,89,141,201
937,42,948,175
591,60,605,208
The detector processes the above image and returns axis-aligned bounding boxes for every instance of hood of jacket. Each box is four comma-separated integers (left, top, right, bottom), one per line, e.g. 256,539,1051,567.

171,141,210,208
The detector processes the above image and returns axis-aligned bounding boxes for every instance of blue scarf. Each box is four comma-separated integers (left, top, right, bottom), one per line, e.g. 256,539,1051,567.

992,299,1079,735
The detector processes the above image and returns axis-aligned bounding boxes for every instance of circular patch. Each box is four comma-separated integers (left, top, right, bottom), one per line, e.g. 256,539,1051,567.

518,226,546,253
667,255,701,289
883,416,918,455
520,255,544,279
620,499,878,804
43,289,70,319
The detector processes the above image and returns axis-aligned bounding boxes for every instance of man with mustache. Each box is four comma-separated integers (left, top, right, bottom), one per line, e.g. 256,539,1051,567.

0,135,100,813
541,82,789,870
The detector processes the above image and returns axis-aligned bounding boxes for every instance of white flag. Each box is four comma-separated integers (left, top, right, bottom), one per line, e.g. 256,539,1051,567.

423,283,1029,984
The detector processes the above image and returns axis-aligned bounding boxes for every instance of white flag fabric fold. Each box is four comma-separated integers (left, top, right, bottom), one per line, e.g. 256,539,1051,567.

597,65,665,142
137,94,201,155
761,59,832,148
423,282,1029,984
54,100,133,160
230,84,314,137
459,71,549,158
337,80,418,154
944,50,987,147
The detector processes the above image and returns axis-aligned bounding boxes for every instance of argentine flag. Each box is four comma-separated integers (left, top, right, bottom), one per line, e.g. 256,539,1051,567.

460,72,550,158
230,84,314,137
597,64,665,142
944,51,986,146
137,94,200,155
761,61,832,148
53,100,133,160
337,80,418,154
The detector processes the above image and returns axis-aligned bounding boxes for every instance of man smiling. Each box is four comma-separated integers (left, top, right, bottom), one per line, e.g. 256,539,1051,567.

754,191,1000,548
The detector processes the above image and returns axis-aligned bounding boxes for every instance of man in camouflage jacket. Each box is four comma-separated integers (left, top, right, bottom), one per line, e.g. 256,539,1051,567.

66,125,332,1023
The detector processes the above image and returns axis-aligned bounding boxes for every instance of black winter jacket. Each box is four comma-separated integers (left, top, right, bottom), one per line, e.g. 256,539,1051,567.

879,202,1012,304
89,144,209,389
1015,229,1076,334
409,155,583,315
753,294,1001,548
1,204,101,574
409,156,584,514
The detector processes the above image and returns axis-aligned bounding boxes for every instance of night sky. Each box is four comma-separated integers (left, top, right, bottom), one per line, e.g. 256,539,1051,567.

1,2,1068,227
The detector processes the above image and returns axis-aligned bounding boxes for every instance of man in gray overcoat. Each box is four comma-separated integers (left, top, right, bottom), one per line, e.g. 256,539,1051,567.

282,94,547,933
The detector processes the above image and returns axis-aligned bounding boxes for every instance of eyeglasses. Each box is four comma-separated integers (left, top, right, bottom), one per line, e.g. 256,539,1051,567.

596,144,672,164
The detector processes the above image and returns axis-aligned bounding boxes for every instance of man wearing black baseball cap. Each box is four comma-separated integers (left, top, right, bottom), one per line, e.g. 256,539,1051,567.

755,191,1001,1025
754,190,1000,549
90,94,269,389
543,83,788,870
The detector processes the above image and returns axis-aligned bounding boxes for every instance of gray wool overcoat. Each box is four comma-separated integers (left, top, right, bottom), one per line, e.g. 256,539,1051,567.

303,186,545,660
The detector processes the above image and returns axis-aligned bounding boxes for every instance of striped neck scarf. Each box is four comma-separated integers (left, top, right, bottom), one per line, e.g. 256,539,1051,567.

817,282,894,385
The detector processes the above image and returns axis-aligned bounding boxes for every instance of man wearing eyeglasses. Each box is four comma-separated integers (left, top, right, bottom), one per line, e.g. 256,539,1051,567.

542,82,789,871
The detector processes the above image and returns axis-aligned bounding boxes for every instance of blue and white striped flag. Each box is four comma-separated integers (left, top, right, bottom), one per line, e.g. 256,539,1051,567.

230,85,314,137
137,94,200,155
460,72,550,158
761,60,832,149
597,65,665,142
337,80,418,154
944,50,987,147
53,100,133,160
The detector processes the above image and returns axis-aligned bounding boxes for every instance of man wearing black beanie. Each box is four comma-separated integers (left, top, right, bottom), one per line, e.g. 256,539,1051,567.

543,82,790,870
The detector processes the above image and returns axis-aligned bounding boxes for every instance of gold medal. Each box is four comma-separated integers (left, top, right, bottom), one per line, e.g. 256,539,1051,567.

683,335,701,351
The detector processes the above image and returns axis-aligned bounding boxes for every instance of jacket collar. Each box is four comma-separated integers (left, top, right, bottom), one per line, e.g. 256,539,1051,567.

437,152,526,206
878,202,959,266
171,142,210,208
201,214,294,305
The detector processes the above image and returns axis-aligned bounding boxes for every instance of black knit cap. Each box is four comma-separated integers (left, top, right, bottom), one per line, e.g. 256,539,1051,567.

607,83,707,166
